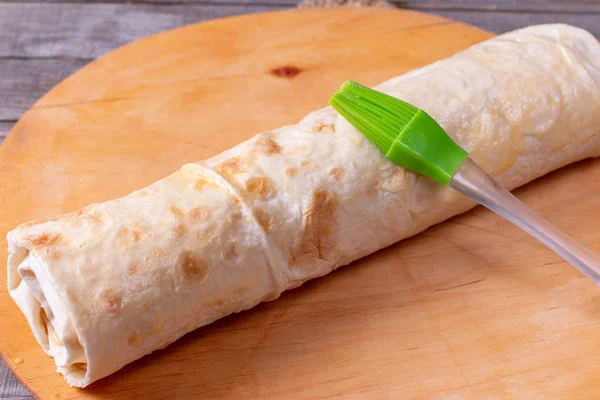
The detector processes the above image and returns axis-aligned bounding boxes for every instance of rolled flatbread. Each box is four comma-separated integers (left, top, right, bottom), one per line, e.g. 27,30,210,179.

7,24,600,387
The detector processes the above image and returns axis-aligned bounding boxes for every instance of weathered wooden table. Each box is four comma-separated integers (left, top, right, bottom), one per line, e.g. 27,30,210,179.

1,0,598,398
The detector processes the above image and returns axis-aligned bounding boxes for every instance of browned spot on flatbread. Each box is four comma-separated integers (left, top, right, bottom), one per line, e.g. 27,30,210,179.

76,207,103,223
330,168,344,181
379,168,406,193
301,160,312,168
173,223,186,238
225,243,237,259
193,223,220,242
127,332,142,347
367,181,380,198
178,251,208,282
228,196,243,225
99,290,122,314
230,208,243,225
127,328,160,347
195,179,208,191
189,206,210,223
154,247,167,258
245,177,274,200
169,206,184,218
253,207,273,233
79,265,92,275
270,65,302,79
68,292,82,306
283,145,307,156
256,137,280,155
189,200,237,243
127,261,139,275
117,221,145,246
215,156,248,178
286,168,298,177
26,233,63,247
311,122,335,133
193,230,207,242
291,190,338,268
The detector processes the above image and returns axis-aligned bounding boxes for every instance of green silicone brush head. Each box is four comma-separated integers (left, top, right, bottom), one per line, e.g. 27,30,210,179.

330,79,468,185
329,79,418,155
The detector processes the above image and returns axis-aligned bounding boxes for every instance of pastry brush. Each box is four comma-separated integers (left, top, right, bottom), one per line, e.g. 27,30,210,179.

330,79,600,286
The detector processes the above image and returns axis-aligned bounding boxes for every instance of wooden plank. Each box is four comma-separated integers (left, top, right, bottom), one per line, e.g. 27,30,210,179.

396,0,600,13
0,3,284,59
0,58,89,120
433,10,600,37
6,0,292,3
1,2,599,61
20,0,600,13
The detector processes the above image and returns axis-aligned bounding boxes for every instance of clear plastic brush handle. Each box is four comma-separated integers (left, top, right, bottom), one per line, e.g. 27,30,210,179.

449,158,600,286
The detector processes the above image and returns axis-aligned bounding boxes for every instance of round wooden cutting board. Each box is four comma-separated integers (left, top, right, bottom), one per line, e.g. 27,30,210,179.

2,7,600,399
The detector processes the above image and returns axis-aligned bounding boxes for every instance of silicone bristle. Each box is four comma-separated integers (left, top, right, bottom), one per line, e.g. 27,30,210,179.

330,80,418,154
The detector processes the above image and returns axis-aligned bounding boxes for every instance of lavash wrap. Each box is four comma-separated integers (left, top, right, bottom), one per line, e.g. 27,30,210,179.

7,24,600,387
